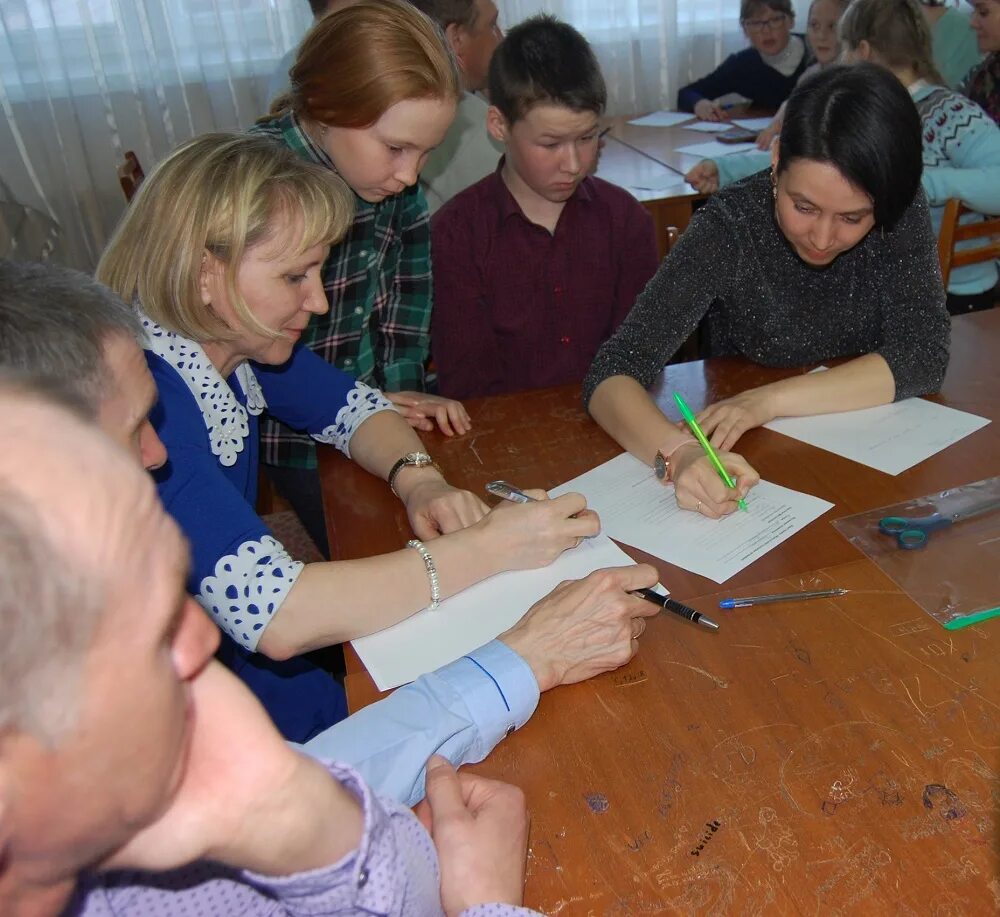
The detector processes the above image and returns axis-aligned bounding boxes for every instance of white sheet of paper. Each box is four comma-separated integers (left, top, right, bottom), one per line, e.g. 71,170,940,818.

550,453,833,584
352,534,644,691
764,398,990,475
627,110,693,127
674,140,757,158
681,120,732,133
628,174,691,192
732,116,773,131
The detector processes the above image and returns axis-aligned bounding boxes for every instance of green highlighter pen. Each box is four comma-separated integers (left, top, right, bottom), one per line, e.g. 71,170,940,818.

673,391,748,512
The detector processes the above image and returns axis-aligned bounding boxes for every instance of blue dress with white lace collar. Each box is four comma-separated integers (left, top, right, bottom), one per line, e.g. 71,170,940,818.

142,314,395,742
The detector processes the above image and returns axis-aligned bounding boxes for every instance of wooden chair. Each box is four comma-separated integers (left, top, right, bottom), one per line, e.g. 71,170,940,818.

117,151,145,202
937,198,1000,290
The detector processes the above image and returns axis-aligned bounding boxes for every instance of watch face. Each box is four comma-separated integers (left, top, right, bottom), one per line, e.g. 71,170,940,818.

654,451,667,481
405,452,432,466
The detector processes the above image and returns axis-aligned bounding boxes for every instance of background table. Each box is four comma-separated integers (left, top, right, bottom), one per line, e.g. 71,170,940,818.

319,311,1000,914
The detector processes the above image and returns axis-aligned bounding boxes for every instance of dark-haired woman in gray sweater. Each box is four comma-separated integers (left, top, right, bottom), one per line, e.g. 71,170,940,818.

586,64,950,520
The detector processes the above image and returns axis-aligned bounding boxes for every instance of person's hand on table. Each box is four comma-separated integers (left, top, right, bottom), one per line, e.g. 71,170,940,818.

414,756,529,916
500,564,659,692
387,391,471,437
669,442,759,519
693,99,730,122
685,160,720,194
400,474,489,539
697,388,776,450
476,489,600,572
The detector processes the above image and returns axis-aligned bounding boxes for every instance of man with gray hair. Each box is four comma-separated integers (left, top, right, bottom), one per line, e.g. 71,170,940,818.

0,259,166,471
0,258,659,806
0,380,534,915
408,0,506,212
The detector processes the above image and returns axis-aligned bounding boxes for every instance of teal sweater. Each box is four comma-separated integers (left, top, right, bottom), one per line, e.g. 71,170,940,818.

931,8,982,90
713,82,1000,294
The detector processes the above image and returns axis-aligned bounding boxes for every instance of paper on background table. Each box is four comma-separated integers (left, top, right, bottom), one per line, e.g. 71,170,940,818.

674,139,757,158
732,116,773,131
681,120,731,133
626,110,693,128
550,453,833,583
352,534,644,690
764,398,990,475
628,174,692,192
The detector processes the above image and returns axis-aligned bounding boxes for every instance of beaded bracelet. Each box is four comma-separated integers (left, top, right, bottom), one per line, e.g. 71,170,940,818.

406,538,441,610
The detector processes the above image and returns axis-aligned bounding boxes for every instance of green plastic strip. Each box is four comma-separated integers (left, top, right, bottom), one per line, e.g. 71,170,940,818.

943,606,1000,630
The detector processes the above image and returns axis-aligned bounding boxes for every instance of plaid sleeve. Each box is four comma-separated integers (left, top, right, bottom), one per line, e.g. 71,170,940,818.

378,186,432,392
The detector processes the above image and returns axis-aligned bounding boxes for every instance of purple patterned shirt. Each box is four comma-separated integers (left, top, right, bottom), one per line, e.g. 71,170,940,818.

70,762,541,916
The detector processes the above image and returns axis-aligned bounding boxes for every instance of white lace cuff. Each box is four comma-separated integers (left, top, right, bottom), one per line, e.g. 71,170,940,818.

312,381,396,458
196,536,304,651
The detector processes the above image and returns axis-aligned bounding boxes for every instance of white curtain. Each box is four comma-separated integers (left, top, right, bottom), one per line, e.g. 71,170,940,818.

0,0,809,270
0,0,311,269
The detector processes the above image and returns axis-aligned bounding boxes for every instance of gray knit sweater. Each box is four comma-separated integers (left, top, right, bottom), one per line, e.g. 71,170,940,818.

584,169,950,406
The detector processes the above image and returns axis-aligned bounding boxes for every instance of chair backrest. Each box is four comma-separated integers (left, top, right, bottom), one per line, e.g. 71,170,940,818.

117,151,145,202
937,198,1000,289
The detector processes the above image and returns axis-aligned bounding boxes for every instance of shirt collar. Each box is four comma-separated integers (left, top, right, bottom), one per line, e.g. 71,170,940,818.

138,310,267,467
489,156,594,230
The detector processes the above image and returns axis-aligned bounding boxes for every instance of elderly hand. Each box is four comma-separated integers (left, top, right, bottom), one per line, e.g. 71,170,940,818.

668,442,759,518
387,391,471,437
697,388,776,451
500,564,659,692
414,756,528,916
100,662,360,876
685,160,720,194
402,475,489,539
693,99,730,122
476,489,600,572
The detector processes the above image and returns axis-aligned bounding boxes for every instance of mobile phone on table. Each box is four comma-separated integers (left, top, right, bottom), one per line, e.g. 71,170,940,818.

718,126,758,144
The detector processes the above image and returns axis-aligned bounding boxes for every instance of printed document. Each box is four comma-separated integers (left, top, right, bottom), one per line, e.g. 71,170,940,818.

550,453,833,583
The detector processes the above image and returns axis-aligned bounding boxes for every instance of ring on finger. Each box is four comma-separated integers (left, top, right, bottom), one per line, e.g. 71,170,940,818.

631,618,646,640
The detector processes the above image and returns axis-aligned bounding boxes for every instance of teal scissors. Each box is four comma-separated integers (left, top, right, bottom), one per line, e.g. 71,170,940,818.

879,497,1000,550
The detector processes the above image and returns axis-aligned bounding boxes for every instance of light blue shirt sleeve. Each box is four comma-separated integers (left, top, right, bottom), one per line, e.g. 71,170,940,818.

299,640,540,807
715,149,771,189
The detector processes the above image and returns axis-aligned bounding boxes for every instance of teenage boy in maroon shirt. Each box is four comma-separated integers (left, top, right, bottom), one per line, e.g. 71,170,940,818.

431,15,658,400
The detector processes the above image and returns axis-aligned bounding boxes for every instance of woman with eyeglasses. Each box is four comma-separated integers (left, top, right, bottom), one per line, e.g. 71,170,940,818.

678,0,810,121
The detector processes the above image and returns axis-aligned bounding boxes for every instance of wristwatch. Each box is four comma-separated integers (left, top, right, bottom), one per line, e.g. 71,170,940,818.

654,440,696,484
387,451,439,496
653,450,672,483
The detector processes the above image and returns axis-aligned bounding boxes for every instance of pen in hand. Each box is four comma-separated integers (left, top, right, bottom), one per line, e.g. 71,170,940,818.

634,588,719,630
487,482,719,631
673,391,748,512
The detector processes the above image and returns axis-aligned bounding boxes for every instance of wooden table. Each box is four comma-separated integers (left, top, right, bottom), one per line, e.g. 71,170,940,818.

319,311,1000,914
601,112,778,245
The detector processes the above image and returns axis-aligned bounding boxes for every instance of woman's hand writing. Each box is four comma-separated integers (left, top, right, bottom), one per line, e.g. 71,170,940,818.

669,442,759,518
476,489,600,571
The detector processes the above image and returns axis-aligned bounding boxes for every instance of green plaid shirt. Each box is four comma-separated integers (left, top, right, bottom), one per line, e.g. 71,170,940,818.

249,112,432,469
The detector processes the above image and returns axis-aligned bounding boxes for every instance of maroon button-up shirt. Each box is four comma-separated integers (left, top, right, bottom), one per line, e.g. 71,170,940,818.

430,164,659,400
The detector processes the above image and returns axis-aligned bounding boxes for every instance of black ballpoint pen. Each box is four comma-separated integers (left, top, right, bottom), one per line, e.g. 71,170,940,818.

634,588,720,631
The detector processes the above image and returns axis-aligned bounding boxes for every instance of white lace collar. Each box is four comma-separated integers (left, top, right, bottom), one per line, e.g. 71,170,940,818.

139,311,267,467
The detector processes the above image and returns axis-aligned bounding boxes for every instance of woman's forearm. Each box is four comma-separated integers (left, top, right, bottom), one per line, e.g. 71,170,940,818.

588,375,692,464
258,527,497,659
760,353,896,419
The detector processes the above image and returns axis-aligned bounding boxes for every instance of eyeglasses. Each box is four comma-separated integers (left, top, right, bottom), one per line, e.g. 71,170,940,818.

742,14,790,33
